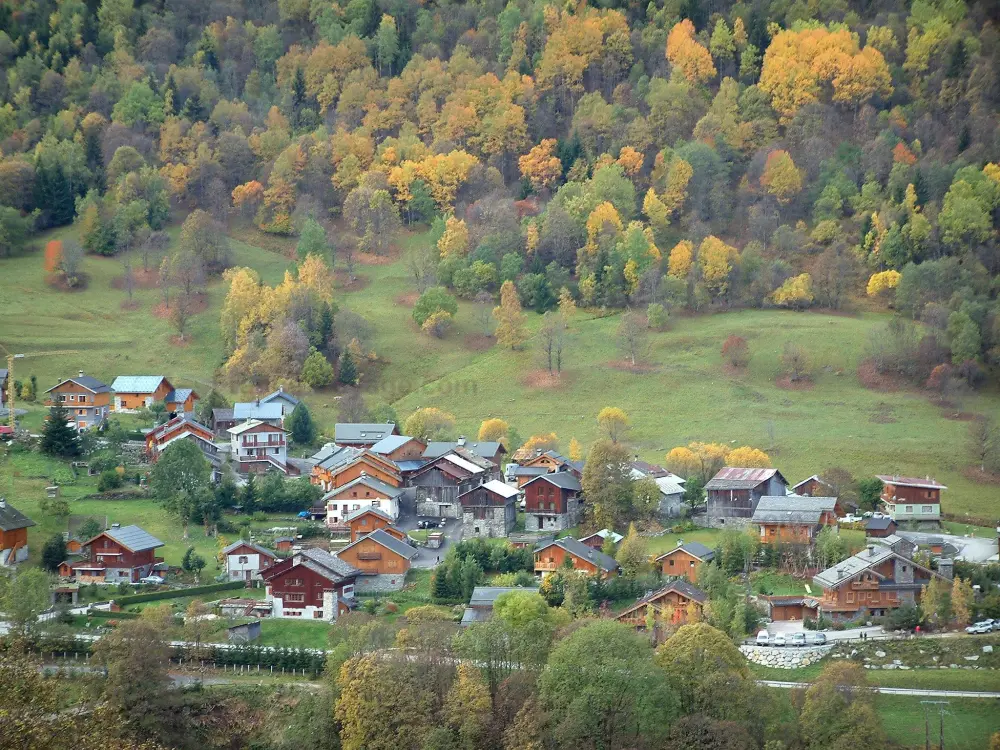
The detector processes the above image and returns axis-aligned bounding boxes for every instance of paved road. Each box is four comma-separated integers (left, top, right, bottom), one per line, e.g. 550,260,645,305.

898,531,998,563
759,680,1000,698
394,502,463,568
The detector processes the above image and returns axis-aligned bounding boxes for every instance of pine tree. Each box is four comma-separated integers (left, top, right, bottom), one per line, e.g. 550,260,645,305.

181,91,207,122
291,67,307,129
287,402,316,446
338,349,358,385
40,404,81,458
241,475,257,514
41,534,67,572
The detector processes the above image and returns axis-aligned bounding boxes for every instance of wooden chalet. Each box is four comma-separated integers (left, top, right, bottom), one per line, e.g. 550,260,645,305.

228,419,297,476
423,439,507,469
345,507,409,543
335,529,418,592
877,475,946,522
655,541,716,583
411,450,493,519
533,537,619,579
44,372,111,431
62,524,164,583
522,471,581,532
310,444,401,492
0,498,35,566
260,547,360,620
812,537,948,621
322,474,403,528
751,495,839,545
865,516,897,538
369,435,428,463
579,529,624,550
705,467,789,527
334,422,398,447
223,540,277,582
459,479,518,538
144,416,222,478
111,376,173,411
616,580,707,635
519,450,583,476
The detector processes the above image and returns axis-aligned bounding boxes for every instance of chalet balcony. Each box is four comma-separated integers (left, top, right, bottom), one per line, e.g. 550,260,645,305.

850,580,880,590
241,438,285,447
357,552,382,561
534,561,559,571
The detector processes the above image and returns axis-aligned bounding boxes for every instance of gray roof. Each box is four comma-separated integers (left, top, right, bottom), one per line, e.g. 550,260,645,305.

222,540,276,558
46,374,110,394
322,475,403,501
620,580,708,618
311,444,365,470
0,500,35,532
866,516,895,531
340,529,417,560
751,495,838,525
95,525,164,552
813,545,894,589
657,541,715,562
260,388,300,407
513,466,550,476
395,459,429,472
166,388,194,404
213,408,234,422
523,471,581,492
468,586,540,607
705,467,784,491
297,547,361,581
537,536,619,572
335,423,396,444
370,435,416,454
343,506,396,524
111,375,167,393
233,402,284,421
424,441,503,460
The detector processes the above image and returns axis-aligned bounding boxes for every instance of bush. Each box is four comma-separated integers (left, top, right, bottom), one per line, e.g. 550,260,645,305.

383,601,399,614
112,581,246,606
97,469,124,492
721,335,751,369
421,310,453,338
251,511,268,522
412,287,458,327
646,303,668,330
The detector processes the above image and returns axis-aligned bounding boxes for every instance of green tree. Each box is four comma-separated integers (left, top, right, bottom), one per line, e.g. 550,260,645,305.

540,620,678,748
41,534,67,572
374,14,399,76
197,389,230,425
0,568,51,638
302,348,335,388
947,310,982,364
287,402,317,445
683,476,705,512
40,403,82,458
856,478,883,511
150,439,210,538
616,523,649,577
296,218,328,261
800,662,886,750
338,348,359,385
814,526,848,569
413,287,458,327
581,439,635,530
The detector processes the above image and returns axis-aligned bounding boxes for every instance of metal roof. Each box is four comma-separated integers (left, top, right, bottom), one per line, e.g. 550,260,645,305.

166,388,194,404
512,466,550,477
654,477,686,496
340,528,417,560
233,402,284,421
477,479,519,499
0,500,35,532
876,475,947,490
536,536,619,572
705,467,783,490
657,541,715,561
228,419,286,436
751,495,838,525
323,475,403,501
343,506,396,524
260,387,300,406
579,529,624,545
395,459,429,472
96,524,164,552
813,545,894,589
370,435,416,454
334,423,397,443
222,540,275,557
111,375,168,393
523,471,581,491
865,516,895,530
46,374,110,394
441,453,486,475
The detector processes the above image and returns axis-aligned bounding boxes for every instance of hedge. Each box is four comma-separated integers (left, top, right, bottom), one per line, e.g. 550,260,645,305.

113,581,246,605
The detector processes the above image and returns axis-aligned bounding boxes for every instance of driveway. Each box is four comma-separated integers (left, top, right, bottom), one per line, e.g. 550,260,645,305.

898,531,998,563
393,499,463,569
764,621,887,642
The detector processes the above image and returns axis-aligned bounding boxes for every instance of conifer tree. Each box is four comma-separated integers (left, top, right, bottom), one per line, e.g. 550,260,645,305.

40,404,81,458
338,349,358,385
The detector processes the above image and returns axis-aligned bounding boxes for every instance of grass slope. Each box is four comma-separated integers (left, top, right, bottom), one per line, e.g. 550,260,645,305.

3,224,1000,518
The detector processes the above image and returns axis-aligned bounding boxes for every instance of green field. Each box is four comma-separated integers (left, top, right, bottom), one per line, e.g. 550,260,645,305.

3,223,1000,529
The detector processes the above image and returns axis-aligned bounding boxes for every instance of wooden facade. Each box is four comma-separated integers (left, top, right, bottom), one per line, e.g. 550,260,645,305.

337,535,412,576
115,378,173,410
877,475,946,522
616,581,707,635
705,468,788,526
45,375,111,430
533,538,618,579
656,546,711,583
347,509,407,543
70,526,164,583
374,437,427,462
312,452,401,491
261,550,358,619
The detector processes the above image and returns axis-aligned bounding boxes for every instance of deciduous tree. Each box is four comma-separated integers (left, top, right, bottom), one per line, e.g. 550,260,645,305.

493,280,528,350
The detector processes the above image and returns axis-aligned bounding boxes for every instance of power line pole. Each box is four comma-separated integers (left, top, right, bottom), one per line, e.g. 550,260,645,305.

920,700,948,750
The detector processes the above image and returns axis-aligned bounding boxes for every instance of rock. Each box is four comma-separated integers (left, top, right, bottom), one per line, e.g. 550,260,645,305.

875,650,886,658
950,664,958,669
893,659,902,665
983,646,993,653
964,655,979,661
899,665,911,670
919,649,925,654
932,656,939,662
851,649,858,657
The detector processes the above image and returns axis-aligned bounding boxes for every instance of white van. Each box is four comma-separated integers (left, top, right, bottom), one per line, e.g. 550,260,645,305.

756,630,770,646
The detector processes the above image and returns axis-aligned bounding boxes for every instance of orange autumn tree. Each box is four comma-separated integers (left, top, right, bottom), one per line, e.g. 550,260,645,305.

519,139,563,191
44,240,63,272
666,20,717,85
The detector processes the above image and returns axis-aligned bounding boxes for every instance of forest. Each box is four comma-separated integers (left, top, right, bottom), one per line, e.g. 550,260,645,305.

1,0,999,396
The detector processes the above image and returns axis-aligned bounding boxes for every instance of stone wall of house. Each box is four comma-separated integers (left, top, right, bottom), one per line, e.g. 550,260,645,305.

355,573,407,593
739,645,833,669
525,512,571,532
463,508,514,538
697,515,752,530
417,499,461,518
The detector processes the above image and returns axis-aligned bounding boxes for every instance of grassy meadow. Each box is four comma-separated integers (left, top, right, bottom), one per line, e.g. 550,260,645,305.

2,221,999,534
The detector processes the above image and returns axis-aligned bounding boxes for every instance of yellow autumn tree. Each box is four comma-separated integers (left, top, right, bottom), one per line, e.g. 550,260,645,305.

698,236,739,296
585,201,623,253
643,189,669,229
558,287,576,321
518,138,562,191
388,150,478,209
526,221,539,255
665,441,732,480
668,240,695,279
664,446,699,478
866,270,901,296
769,273,814,309
403,407,456,442
617,146,644,176
520,432,558,454
597,406,630,443
493,280,528,350
726,446,772,468
662,157,693,213
759,150,802,204
437,216,470,258
666,19,717,84
568,437,583,462
478,418,509,442
297,253,335,303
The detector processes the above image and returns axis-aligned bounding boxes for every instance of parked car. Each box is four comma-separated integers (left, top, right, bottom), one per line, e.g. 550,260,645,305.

841,514,862,524
439,518,447,528
756,631,770,646
772,633,787,647
139,575,165,585
966,620,995,634
808,632,828,646
790,632,806,647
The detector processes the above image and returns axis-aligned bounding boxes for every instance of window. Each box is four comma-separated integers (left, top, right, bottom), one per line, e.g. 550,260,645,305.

238,556,248,564
69,394,75,401
905,505,913,513
902,566,908,573
846,592,855,603
360,519,368,526
342,585,354,597
287,578,303,587
921,505,933,514
59,395,66,402
285,593,305,603
668,559,675,567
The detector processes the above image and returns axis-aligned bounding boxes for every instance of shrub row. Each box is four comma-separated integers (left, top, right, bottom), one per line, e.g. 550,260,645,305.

113,581,246,605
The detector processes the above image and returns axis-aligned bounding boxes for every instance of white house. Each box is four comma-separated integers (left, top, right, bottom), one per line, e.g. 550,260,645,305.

322,474,404,527
223,540,277,582
227,419,296,475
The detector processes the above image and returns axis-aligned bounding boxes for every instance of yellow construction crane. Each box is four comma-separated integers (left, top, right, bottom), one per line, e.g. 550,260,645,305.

0,345,80,430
